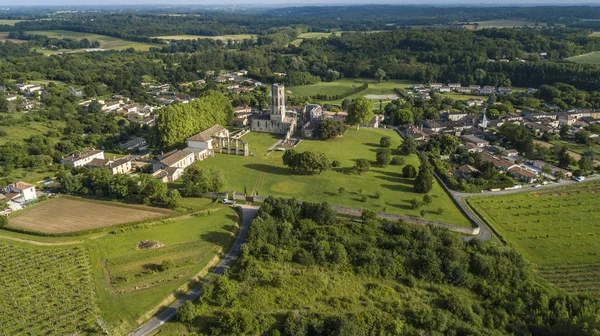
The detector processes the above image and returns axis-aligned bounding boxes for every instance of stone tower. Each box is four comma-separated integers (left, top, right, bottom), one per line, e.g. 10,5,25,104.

271,83,286,122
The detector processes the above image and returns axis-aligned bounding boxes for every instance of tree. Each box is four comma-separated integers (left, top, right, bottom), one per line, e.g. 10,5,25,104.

341,98,351,111
176,301,197,325
0,215,7,227
376,149,391,167
414,154,434,194
354,159,370,175
347,97,374,130
574,130,591,145
439,134,460,155
315,119,347,140
403,164,417,178
0,93,8,113
559,125,570,139
557,147,572,169
181,166,226,196
374,68,386,82
579,155,594,173
391,156,405,165
361,209,377,221
399,136,417,155
380,136,392,148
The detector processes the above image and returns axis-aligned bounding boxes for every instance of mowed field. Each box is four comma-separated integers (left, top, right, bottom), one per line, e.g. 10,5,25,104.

566,52,600,64
288,78,415,107
0,19,24,26
196,129,472,227
154,34,256,41
26,30,159,53
9,198,172,233
467,180,600,296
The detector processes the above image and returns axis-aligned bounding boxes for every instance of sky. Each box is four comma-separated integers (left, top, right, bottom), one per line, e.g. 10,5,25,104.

0,0,598,6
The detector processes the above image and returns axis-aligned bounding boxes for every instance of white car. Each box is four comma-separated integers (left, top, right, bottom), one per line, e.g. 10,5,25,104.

575,176,585,182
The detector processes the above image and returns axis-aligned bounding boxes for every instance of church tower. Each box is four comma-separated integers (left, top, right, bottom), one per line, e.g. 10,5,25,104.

271,83,286,122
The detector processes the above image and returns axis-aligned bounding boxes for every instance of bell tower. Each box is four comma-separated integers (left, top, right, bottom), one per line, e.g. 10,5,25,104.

271,83,286,122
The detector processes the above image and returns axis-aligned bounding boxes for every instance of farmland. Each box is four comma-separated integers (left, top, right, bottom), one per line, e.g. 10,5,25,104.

466,180,600,296
154,34,256,41
194,129,472,227
0,19,24,26
25,30,159,53
566,52,600,64
472,20,542,29
8,198,173,234
0,242,100,335
0,198,238,334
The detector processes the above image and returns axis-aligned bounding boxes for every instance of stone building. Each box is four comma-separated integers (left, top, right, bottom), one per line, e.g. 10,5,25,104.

251,83,297,136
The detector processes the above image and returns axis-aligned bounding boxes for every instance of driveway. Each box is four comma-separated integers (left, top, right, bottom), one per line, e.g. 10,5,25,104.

129,205,259,336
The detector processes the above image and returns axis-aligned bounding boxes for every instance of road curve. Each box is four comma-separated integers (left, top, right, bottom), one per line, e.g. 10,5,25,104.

129,205,260,336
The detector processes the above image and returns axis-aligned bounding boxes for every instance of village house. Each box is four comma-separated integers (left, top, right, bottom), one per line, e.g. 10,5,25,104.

429,83,443,89
121,103,138,114
508,166,537,183
443,112,468,121
62,149,105,167
87,157,133,175
6,94,18,102
479,86,496,95
482,152,516,172
364,114,385,128
455,165,480,180
185,125,231,160
19,100,40,110
232,114,250,127
119,137,147,151
153,150,195,173
448,83,461,89
403,124,434,143
102,100,121,112
467,98,484,107
5,181,37,203
234,104,252,114
461,134,489,148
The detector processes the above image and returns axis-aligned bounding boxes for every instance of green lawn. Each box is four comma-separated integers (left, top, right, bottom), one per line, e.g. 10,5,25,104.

441,93,483,101
27,30,160,53
566,52,600,64
0,200,238,334
288,78,415,106
153,34,256,41
197,129,471,227
467,180,600,296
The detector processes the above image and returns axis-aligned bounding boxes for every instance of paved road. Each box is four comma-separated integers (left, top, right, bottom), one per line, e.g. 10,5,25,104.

129,205,259,336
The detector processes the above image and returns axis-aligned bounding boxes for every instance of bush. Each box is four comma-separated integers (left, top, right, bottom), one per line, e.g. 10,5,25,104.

391,156,405,165
380,136,392,147
160,259,175,272
410,198,423,209
0,215,7,227
361,209,377,221
338,187,346,195
423,194,432,204
332,160,341,168
403,164,417,178
376,149,391,167
374,191,381,199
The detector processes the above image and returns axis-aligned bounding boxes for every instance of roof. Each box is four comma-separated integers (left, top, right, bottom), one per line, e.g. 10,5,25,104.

87,158,110,167
457,165,479,174
160,150,192,167
186,125,226,142
509,166,537,178
63,149,103,163
461,135,489,144
8,181,35,190
152,169,168,180
164,166,183,176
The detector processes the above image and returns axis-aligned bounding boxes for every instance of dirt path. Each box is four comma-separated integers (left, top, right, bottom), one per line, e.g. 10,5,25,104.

0,235,81,246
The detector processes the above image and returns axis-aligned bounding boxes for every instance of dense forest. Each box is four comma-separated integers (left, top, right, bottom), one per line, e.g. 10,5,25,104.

173,197,600,335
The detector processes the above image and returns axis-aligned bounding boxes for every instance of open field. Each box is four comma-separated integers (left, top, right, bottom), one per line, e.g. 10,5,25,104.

289,78,415,106
473,20,542,29
0,19,24,26
0,32,27,43
0,241,99,335
196,129,472,227
566,52,600,64
154,34,256,41
467,180,600,296
26,30,159,53
544,139,600,166
0,199,237,334
9,198,172,233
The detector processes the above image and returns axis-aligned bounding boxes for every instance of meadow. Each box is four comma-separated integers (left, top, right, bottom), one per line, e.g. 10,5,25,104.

0,198,238,334
466,180,600,296
0,241,100,335
566,52,600,64
26,30,159,53
0,19,24,26
8,198,173,234
154,34,256,41
288,78,415,107
473,20,542,29
196,129,472,227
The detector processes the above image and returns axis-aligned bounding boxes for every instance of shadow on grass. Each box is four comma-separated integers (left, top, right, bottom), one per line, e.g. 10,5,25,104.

225,214,238,223
200,231,233,247
364,142,381,147
244,163,290,175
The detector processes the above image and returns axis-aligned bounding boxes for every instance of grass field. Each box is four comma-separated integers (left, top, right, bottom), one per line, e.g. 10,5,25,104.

547,139,600,166
0,32,27,43
289,78,415,107
154,34,256,41
467,180,600,296
0,241,100,335
9,198,173,233
473,20,542,29
0,198,238,334
26,30,159,53
0,19,24,26
196,129,471,227
566,52,600,64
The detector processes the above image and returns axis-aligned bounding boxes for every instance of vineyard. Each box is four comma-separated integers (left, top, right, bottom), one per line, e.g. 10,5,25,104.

0,242,100,335
467,180,600,296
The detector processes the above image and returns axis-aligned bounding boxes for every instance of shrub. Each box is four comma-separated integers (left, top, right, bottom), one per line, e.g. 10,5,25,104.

403,164,417,178
391,156,405,165
423,194,432,204
380,136,392,147
0,215,6,227
160,259,175,272
332,160,341,168
410,198,423,209
420,210,426,217
338,187,346,195
376,149,391,167
374,191,381,199
437,208,445,215
361,209,377,221
360,195,367,202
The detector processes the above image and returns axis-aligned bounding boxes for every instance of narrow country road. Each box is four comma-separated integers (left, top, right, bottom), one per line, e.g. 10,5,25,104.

129,205,259,336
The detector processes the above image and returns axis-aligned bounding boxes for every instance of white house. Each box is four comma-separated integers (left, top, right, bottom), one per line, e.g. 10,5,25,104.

62,149,105,167
153,150,195,173
102,101,121,112
87,157,133,175
5,181,37,203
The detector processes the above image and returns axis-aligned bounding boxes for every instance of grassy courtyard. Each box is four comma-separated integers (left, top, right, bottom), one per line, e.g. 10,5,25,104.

0,198,238,334
466,180,600,296
196,129,471,227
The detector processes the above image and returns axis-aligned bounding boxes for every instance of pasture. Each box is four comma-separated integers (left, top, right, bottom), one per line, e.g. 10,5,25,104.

472,20,542,29
0,19,24,26
195,129,472,227
26,30,159,53
288,78,415,106
154,34,256,41
566,52,600,64
467,180,600,296
0,242,100,335
8,198,172,233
